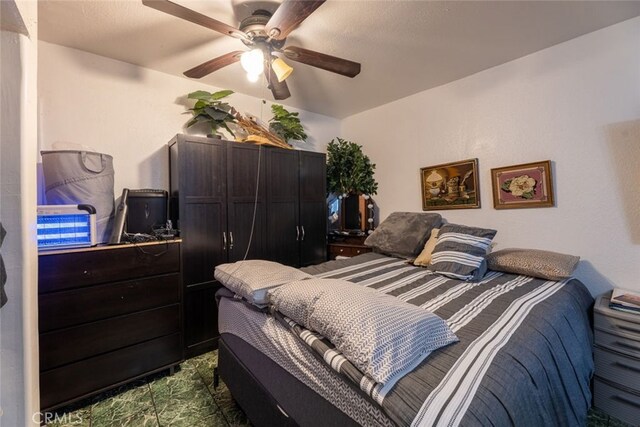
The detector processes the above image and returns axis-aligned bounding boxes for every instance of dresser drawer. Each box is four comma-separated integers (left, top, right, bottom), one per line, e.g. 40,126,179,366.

40,304,181,371
594,300,640,342
594,378,640,426
40,333,182,410
595,328,640,359
39,273,180,332
595,347,640,392
328,244,370,259
39,242,180,293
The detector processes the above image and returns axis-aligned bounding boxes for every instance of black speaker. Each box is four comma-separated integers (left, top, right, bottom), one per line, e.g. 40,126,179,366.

126,189,168,234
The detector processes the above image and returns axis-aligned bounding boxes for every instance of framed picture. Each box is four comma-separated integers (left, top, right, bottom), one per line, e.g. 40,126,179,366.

420,158,480,210
491,160,554,209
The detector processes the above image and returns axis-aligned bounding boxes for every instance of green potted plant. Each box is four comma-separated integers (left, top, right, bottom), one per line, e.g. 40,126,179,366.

185,90,236,138
326,137,378,196
268,104,307,143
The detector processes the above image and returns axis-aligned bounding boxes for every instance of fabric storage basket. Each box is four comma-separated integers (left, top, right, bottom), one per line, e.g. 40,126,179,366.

41,150,115,243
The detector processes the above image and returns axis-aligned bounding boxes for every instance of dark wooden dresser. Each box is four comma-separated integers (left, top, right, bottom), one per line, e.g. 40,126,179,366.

327,234,372,260
38,240,183,411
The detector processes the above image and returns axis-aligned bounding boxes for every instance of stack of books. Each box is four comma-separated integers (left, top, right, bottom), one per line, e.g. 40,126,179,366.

609,288,640,314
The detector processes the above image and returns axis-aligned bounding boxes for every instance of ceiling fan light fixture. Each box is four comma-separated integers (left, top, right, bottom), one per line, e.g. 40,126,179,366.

240,48,264,75
272,57,293,82
247,72,261,83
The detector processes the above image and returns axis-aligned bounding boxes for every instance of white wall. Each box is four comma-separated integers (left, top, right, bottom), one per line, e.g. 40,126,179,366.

0,1,39,425
342,17,640,296
38,41,341,197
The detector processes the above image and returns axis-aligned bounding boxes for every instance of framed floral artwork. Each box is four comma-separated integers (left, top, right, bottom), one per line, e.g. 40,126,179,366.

491,160,555,209
420,159,480,210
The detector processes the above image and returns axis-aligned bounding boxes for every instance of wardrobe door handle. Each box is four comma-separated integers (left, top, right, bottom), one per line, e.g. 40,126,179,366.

222,231,227,250
296,226,300,241
301,226,305,241
229,232,234,250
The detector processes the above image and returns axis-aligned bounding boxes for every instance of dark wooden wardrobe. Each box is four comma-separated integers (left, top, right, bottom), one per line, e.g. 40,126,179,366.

169,134,326,357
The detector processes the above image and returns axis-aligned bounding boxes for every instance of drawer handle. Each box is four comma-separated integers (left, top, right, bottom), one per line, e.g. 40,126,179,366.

615,340,640,352
618,324,640,335
339,249,344,253
612,394,640,409
613,361,640,374
356,250,361,254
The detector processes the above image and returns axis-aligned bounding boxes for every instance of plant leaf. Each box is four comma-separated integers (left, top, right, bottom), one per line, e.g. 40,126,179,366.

205,107,231,121
194,100,207,109
220,122,235,137
188,90,213,101
211,90,234,100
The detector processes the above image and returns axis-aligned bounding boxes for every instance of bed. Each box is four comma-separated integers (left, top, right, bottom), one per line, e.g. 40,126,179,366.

215,250,594,427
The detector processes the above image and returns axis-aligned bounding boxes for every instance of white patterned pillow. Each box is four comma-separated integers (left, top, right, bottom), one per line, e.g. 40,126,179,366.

428,223,497,281
270,278,458,386
215,260,312,305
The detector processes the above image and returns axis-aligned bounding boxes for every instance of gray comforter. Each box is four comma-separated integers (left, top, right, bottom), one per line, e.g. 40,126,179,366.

301,253,594,427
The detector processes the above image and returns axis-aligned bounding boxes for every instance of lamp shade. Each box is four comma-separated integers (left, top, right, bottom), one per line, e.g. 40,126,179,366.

271,57,293,82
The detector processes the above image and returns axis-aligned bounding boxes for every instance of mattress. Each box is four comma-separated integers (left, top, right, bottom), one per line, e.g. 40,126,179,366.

219,252,594,426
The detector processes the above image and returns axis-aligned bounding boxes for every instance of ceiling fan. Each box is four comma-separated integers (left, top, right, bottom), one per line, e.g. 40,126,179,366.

142,0,361,100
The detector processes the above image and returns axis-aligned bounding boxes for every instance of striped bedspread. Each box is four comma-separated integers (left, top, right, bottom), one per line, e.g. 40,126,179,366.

300,253,594,427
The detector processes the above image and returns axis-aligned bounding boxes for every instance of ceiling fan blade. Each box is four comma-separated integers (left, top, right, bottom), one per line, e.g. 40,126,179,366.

265,0,325,41
267,65,291,100
184,51,243,78
284,46,361,78
142,0,245,39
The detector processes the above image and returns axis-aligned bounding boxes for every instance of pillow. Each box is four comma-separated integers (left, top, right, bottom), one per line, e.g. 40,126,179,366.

428,223,497,281
364,212,442,258
486,248,580,280
414,228,439,266
214,260,312,305
270,278,458,387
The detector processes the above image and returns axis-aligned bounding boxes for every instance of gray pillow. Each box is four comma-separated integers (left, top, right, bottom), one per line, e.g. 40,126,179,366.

364,212,442,258
428,223,497,281
269,278,458,387
486,248,580,280
214,260,312,305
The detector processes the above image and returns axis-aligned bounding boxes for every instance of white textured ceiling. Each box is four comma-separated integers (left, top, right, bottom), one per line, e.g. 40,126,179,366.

38,0,640,119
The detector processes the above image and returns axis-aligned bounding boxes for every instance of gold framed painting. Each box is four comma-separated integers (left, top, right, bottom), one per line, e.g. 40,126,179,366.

420,159,480,210
491,160,555,209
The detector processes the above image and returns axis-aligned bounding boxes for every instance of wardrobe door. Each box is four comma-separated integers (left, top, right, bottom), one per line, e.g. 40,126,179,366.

173,136,227,357
226,143,266,262
179,138,228,283
298,151,327,266
266,148,300,267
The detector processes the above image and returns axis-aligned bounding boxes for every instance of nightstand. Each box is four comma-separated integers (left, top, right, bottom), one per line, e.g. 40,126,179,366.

327,234,372,260
593,294,640,425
